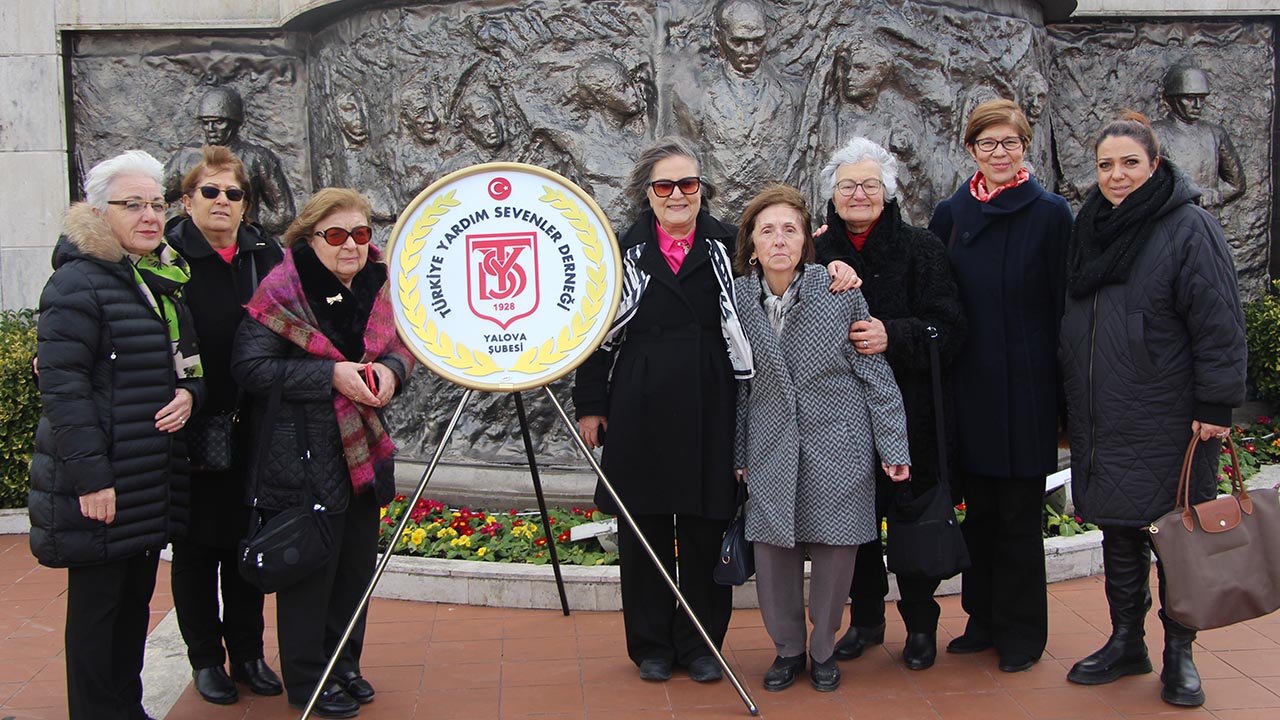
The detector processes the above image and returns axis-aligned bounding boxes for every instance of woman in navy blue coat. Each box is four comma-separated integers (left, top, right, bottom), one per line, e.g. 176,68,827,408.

928,99,1072,673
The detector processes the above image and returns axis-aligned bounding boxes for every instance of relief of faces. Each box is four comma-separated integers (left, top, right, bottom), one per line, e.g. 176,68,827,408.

335,90,370,147
576,56,644,119
1170,93,1206,123
459,92,505,149
838,43,893,108
715,0,768,76
400,85,442,144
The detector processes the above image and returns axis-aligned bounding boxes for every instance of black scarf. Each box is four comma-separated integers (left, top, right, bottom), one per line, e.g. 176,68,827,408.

1067,161,1175,298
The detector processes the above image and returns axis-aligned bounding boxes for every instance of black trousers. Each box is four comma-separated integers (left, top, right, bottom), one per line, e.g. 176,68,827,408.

850,473,942,633
276,489,379,704
956,473,1047,659
170,540,266,669
618,513,732,666
66,550,161,720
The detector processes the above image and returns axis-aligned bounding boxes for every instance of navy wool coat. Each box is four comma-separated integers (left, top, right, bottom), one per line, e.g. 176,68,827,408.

733,267,910,548
929,176,1072,479
1060,170,1246,527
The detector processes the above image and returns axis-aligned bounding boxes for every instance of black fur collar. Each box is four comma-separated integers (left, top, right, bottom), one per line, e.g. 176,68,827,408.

293,242,387,360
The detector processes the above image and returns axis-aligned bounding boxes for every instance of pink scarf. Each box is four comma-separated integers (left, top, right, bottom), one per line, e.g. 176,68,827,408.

969,167,1031,203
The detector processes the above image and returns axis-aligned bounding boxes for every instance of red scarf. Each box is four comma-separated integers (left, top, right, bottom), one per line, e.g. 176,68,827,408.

246,247,416,495
845,217,879,252
969,167,1030,203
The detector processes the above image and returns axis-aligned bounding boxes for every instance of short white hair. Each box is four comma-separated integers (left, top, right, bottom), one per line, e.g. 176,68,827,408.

83,150,164,211
819,137,899,200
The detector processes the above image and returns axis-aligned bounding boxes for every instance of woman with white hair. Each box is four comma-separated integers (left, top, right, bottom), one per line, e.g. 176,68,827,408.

29,150,205,719
814,137,967,672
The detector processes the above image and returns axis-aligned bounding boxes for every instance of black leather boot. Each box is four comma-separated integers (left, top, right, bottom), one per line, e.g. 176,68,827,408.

1068,528,1153,685
1160,611,1204,707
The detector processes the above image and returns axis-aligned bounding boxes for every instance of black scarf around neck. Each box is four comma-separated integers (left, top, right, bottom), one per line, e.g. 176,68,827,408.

1067,161,1175,299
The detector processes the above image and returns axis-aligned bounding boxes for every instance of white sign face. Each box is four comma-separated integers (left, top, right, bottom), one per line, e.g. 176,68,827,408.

387,163,623,391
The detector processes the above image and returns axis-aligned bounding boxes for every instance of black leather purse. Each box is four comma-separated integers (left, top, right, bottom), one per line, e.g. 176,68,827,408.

885,326,971,580
714,481,755,586
238,367,332,594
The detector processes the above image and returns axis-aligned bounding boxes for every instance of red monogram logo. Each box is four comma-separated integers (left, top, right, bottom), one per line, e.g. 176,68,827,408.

467,232,539,329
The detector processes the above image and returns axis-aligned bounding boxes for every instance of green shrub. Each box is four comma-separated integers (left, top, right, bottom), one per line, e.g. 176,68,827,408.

0,310,39,509
1244,281,1280,405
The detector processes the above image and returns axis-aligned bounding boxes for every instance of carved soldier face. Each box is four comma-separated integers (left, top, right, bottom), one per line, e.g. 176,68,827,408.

335,92,370,147
460,94,505,149
1170,94,1206,123
200,116,237,146
838,46,892,109
716,1,767,76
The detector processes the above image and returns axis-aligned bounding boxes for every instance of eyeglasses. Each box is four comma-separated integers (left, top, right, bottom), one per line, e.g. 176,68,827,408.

314,225,373,246
835,179,883,197
973,136,1026,153
197,186,246,202
649,176,701,198
106,200,166,214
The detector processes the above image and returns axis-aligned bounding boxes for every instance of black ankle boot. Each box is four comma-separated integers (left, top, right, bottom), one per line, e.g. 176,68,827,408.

1070,527,1154,685
1160,612,1204,707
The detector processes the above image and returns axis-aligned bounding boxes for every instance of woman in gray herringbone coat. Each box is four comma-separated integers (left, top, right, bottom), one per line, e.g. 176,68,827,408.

732,184,911,693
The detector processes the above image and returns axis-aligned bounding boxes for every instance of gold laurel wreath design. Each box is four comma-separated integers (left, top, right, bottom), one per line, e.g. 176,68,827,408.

509,187,608,374
396,191,502,377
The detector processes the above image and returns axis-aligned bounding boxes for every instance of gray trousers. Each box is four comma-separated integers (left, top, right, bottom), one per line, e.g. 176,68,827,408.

754,541,859,663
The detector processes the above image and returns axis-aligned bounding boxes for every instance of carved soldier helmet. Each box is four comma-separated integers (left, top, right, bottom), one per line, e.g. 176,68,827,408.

1163,64,1210,97
197,86,245,123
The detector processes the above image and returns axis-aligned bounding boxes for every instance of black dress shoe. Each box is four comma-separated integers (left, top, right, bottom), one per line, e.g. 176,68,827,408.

998,654,1038,673
833,622,886,661
687,656,722,683
289,683,360,719
762,654,806,692
809,654,841,692
902,632,937,670
231,658,283,696
946,634,993,654
337,670,375,704
193,665,238,705
638,658,673,682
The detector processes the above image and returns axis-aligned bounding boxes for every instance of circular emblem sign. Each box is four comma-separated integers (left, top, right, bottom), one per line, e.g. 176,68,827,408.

388,163,623,392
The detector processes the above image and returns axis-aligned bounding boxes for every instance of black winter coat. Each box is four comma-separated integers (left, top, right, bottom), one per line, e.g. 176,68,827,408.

1060,170,1246,527
572,211,738,519
930,176,1072,479
815,199,967,490
166,216,283,548
231,247,408,514
29,204,205,567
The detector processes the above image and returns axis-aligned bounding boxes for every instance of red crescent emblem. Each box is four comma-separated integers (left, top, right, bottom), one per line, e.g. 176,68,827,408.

488,177,512,201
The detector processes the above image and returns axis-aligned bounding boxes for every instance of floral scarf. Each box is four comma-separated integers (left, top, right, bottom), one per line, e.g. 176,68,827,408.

245,247,416,495
130,243,203,379
969,167,1031,203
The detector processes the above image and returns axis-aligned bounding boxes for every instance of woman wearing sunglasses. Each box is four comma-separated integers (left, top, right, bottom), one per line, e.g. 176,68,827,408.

928,99,1072,674
232,188,415,718
165,145,285,705
573,137,751,684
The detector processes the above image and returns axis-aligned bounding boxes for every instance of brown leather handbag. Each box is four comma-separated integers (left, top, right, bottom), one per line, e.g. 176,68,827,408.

1148,435,1280,630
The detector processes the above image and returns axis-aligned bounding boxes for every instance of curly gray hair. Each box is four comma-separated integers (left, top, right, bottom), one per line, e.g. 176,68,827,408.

819,136,899,201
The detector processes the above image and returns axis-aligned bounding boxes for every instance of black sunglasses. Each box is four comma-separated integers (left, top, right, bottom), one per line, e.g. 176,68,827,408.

197,185,246,202
315,225,374,246
649,176,701,198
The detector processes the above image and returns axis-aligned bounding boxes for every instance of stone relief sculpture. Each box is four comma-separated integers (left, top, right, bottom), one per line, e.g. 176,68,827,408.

65,3,1275,473
162,86,296,235
1047,21,1273,294
1151,61,1246,212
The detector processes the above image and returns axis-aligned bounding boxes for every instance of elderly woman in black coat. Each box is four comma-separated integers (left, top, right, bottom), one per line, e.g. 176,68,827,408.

165,145,284,704
814,137,966,672
1060,112,1246,708
233,188,415,718
929,99,1072,673
572,137,751,684
30,150,205,720
733,184,910,693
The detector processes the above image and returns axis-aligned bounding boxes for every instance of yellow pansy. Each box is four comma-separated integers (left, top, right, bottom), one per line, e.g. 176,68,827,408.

410,528,427,545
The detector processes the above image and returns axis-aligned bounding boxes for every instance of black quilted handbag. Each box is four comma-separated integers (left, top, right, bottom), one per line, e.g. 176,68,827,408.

714,481,754,586
186,410,237,472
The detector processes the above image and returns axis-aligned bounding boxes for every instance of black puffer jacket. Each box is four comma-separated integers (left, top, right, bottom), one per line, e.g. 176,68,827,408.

815,199,967,489
1060,169,1247,527
231,245,408,513
29,204,204,567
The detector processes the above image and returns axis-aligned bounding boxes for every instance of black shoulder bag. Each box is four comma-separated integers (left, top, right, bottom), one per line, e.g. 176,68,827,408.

714,480,755,586
885,326,971,579
237,365,333,594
